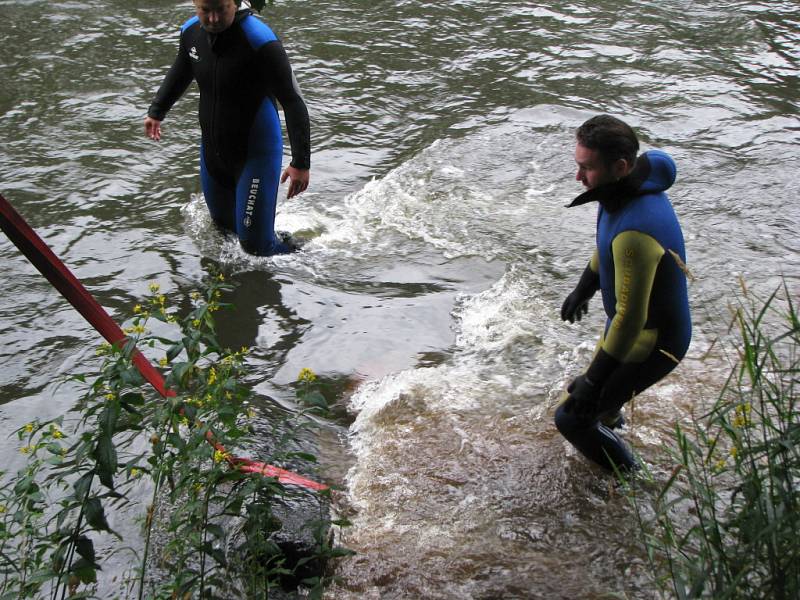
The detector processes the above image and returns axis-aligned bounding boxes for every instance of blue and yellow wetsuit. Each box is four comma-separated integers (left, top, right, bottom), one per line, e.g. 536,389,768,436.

148,9,310,255
556,150,691,471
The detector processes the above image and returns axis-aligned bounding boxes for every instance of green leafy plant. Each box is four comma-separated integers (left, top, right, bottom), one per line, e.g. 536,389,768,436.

625,282,799,599
0,274,349,599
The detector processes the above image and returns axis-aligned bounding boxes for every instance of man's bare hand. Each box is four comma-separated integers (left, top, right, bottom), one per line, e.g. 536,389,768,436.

281,165,310,199
144,116,162,141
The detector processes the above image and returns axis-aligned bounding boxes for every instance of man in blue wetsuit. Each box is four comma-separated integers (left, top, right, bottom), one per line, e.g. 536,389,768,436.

144,0,310,255
555,115,691,472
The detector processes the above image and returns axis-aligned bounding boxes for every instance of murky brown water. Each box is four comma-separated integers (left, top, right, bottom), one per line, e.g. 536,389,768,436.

1,0,798,597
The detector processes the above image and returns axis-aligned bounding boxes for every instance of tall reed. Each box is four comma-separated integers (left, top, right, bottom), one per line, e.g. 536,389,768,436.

625,282,799,599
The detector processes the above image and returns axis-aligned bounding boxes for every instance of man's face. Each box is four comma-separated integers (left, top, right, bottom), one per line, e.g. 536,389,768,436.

194,0,237,33
574,143,617,190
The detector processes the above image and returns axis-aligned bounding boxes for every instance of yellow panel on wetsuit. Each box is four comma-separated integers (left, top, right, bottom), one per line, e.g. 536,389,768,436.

601,230,664,363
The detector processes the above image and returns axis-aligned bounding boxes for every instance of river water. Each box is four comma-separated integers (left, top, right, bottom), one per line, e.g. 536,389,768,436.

1,0,799,598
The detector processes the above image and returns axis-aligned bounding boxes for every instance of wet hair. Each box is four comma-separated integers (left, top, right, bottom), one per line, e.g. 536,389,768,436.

576,115,639,167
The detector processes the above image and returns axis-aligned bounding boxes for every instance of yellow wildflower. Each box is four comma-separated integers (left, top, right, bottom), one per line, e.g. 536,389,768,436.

133,304,142,314
105,393,115,401
50,425,64,439
0,505,6,514
298,367,317,383
192,319,201,328
159,357,169,368
217,273,225,282
207,367,217,385
23,422,35,433
130,468,141,478
190,291,201,301
148,282,160,293
729,446,739,459
20,446,32,455
213,449,229,463
732,403,752,428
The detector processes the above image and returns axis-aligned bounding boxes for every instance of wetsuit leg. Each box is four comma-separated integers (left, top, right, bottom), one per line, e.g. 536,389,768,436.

200,142,236,232
555,349,680,471
233,98,291,256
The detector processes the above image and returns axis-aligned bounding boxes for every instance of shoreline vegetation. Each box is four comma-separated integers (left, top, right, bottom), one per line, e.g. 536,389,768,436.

0,274,351,599
624,281,799,599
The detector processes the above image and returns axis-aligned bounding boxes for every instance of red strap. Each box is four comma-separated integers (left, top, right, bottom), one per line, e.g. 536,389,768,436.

0,193,326,491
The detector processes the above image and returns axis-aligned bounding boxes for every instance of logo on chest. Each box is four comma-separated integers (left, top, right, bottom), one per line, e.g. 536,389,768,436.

189,46,200,61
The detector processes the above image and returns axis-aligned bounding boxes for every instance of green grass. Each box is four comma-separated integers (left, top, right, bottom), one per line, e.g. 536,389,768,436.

625,281,799,599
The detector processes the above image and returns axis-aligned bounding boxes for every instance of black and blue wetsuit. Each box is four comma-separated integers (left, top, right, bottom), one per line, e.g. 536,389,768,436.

148,9,310,255
556,150,691,471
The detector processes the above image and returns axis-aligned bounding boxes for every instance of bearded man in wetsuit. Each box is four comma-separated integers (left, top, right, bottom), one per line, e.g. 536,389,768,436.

144,0,310,255
555,115,691,472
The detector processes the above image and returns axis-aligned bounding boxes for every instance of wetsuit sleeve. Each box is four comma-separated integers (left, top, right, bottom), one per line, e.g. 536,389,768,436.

602,230,665,360
147,35,194,121
575,253,600,295
582,231,664,386
258,41,311,170
577,250,600,295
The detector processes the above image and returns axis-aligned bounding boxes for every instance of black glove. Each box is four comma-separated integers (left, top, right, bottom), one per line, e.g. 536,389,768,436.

561,263,600,323
563,349,621,418
561,291,589,323
563,374,600,418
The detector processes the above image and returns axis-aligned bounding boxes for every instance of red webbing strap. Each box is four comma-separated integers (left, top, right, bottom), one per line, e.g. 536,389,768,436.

0,193,327,491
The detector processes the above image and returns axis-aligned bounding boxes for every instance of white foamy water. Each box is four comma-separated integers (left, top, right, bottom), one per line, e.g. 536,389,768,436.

175,104,796,597
317,95,797,596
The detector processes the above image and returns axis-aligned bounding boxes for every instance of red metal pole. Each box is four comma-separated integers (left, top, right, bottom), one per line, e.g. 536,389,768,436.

0,192,326,491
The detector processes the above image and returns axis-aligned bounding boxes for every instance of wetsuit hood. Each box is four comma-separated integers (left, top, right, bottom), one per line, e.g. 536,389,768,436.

638,150,676,193
568,150,677,213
